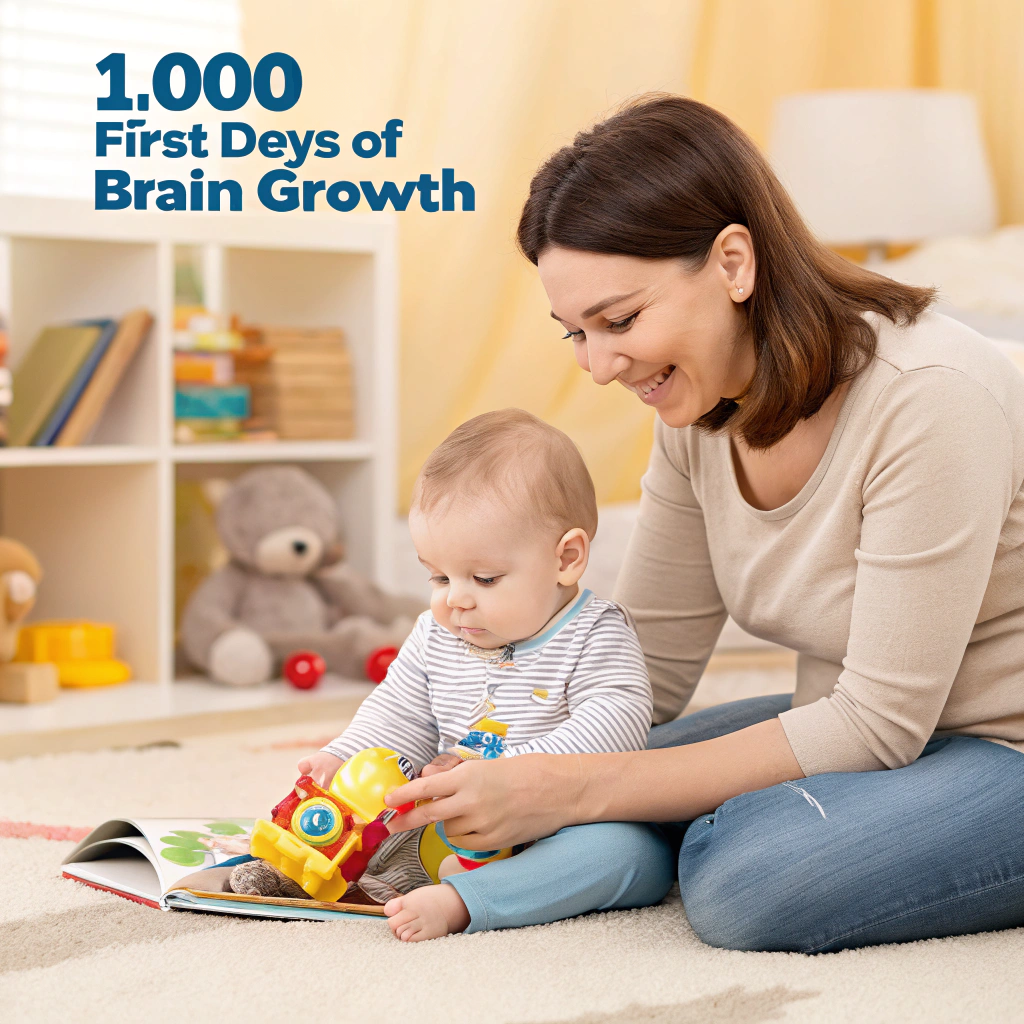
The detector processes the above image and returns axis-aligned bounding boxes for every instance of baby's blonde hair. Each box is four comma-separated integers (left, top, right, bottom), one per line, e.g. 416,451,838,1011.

412,409,598,539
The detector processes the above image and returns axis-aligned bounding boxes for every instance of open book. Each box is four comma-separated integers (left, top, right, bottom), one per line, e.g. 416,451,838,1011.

62,817,385,921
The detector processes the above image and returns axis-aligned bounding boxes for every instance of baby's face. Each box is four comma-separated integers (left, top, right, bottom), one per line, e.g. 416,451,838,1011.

409,499,582,649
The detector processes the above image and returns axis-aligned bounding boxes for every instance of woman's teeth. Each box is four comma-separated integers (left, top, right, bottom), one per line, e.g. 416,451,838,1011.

631,367,673,396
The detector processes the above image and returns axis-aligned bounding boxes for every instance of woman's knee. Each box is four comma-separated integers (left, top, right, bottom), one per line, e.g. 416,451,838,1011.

677,816,825,952
681,865,799,951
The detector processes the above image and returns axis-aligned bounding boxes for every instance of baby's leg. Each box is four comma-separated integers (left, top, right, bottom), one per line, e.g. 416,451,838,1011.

384,821,673,941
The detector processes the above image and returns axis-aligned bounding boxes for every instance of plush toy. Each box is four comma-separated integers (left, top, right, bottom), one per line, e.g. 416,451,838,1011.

179,466,425,686
0,538,58,703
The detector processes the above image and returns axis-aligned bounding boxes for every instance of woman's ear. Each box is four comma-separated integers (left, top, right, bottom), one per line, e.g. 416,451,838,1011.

713,223,755,302
556,528,590,586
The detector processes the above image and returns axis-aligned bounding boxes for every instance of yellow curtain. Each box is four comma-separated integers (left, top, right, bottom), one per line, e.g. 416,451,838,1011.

240,0,1024,512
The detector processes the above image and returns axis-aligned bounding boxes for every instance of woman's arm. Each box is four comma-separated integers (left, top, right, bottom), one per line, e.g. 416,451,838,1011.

614,418,729,724
778,368,1015,775
386,717,803,850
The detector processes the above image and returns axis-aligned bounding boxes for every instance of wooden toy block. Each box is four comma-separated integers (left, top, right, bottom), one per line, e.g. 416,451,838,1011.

0,662,59,703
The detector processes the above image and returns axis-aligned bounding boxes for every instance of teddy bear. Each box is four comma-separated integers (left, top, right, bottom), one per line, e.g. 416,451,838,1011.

0,538,41,662
180,465,425,686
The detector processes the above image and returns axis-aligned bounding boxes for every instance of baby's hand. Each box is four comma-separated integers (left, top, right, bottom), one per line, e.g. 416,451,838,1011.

297,750,345,788
420,753,463,777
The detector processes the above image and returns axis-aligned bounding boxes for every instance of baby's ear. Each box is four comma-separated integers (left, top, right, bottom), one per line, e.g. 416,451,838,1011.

556,528,590,581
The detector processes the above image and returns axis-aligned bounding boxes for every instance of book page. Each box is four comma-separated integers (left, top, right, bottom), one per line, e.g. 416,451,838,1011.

130,818,256,891
64,818,255,895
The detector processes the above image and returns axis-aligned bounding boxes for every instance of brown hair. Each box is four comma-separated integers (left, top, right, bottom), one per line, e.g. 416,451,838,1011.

412,408,598,539
517,94,937,448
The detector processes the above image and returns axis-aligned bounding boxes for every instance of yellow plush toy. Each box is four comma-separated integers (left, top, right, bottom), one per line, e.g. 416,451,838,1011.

0,538,58,703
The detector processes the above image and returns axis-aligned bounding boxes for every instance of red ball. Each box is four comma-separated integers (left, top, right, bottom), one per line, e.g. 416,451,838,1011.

283,650,326,689
364,645,399,684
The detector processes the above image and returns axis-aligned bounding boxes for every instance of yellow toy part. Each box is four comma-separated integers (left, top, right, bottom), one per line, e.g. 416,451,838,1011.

418,822,452,884
249,818,360,902
328,746,413,822
15,620,131,688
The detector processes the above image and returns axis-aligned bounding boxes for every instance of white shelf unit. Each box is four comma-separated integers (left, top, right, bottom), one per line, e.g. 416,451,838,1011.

0,197,397,752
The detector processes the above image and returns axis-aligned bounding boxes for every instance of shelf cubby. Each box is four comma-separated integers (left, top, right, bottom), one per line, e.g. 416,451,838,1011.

0,196,397,754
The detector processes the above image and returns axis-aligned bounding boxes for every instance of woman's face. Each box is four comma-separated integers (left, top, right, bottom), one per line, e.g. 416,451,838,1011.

537,230,756,428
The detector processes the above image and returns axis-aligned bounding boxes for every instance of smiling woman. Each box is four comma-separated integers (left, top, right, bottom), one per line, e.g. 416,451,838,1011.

385,93,1024,954
520,94,933,448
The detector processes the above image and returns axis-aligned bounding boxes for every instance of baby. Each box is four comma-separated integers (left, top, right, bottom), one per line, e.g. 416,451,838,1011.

299,408,653,940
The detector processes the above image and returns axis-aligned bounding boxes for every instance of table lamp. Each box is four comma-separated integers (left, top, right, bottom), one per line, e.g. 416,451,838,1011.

769,90,996,262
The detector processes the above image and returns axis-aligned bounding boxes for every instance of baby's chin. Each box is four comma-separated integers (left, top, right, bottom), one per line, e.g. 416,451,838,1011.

449,624,507,649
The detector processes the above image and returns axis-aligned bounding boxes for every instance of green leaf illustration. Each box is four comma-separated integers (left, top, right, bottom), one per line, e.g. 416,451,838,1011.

204,821,247,836
160,835,207,850
160,847,207,867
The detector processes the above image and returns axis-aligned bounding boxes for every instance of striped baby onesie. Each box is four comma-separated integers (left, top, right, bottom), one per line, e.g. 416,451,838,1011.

322,588,653,768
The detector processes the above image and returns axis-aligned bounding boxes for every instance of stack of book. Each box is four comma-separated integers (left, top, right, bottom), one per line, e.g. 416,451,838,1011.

173,310,250,444
7,310,153,447
233,326,355,441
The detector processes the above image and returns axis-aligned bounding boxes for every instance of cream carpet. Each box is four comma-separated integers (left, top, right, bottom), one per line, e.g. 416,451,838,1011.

2,669,1022,1024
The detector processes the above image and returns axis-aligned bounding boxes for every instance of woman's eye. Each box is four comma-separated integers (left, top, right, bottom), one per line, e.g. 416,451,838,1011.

561,328,585,341
473,576,499,586
607,312,639,333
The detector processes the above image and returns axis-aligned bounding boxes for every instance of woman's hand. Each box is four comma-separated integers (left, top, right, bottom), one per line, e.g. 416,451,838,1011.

385,753,583,850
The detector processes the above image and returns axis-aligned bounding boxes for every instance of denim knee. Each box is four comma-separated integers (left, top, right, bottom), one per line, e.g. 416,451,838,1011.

678,819,813,952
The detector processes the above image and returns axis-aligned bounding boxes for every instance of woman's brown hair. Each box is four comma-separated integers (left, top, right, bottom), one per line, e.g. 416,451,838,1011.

517,94,937,448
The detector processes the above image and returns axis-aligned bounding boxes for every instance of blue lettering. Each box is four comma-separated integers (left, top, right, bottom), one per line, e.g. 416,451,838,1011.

442,168,474,211
222,121,256,158
326,181,360,211
95,170,131,209
258,168,299,211
360,179,417,212
95,122,123,157
314,130,340,159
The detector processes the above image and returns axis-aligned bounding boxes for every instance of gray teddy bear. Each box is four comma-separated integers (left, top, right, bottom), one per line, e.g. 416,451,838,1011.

180,465,425,686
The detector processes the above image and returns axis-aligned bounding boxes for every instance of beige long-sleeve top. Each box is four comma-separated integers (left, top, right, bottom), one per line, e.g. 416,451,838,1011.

615,311,1024,775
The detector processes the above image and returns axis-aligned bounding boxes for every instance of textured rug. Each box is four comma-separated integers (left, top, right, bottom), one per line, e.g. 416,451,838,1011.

2,673,1022,1024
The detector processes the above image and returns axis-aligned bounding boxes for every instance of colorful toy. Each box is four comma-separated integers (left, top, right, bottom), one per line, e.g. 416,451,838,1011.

283,649,325,689
436,716,522,874
249,746,416,901
364,645,398,684
15,620,131,687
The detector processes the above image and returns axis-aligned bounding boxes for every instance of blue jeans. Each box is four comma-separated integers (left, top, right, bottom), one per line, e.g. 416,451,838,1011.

446,695,1024,950
655,694,1024,951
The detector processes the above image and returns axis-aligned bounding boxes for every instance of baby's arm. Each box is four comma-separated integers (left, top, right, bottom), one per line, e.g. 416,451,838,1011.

508,605,653,756
304,612,440,777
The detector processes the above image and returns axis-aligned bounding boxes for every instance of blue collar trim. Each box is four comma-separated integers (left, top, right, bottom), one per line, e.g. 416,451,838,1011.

513,589,594,654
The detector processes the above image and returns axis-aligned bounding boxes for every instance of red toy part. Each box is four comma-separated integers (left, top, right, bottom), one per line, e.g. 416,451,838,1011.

364,646,398,684
284,650,326,689
264,773,392,888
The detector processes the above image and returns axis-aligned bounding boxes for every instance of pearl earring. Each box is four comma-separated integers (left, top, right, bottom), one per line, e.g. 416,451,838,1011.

737,287,744,294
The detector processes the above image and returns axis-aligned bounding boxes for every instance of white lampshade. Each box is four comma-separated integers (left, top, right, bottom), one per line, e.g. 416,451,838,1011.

769,90,996,247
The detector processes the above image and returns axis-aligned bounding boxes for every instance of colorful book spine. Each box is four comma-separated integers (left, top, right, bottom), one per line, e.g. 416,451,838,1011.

33,320,117,445
174,385,250,420
174,352,234,385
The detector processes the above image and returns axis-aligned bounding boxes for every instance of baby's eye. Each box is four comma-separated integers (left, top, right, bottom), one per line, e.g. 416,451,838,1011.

473,576,500,586
429,575,449,585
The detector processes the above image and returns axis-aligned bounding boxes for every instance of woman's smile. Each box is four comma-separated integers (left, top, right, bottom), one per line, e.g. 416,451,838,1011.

622,364,676,405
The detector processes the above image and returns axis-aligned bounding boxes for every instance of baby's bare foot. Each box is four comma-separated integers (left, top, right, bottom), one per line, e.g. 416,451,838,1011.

384,883,470,942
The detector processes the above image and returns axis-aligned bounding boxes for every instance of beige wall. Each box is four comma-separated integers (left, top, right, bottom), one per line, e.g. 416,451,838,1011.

239,0,1024,510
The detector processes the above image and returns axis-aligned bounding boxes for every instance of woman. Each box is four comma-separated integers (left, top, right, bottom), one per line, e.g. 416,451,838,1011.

388,94,1024,952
